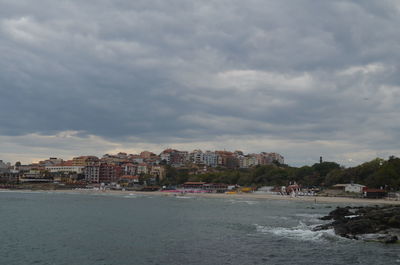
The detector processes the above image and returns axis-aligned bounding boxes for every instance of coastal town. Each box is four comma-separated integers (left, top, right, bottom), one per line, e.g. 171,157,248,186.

1,149,399,201
0,149,283,190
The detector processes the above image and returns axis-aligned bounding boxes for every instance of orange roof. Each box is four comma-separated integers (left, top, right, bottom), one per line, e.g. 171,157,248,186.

122,163,135,167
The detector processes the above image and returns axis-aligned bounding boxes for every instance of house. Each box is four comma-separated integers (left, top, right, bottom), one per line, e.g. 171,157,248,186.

344,183,366,193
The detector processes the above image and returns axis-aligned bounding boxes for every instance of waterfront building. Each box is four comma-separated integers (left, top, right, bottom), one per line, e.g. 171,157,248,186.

183,181,206,189
19,170,52,183
182,182,228,193
99,163,122,183
344,183,366,193
203,183,228,193
45,160,85,174
0,172,19,183
84,165,100,183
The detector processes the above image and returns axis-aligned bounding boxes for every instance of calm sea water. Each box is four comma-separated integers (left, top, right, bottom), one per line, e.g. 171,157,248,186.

0,191,399,265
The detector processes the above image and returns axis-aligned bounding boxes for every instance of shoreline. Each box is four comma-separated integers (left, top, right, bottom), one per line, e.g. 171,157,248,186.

2,188,400,205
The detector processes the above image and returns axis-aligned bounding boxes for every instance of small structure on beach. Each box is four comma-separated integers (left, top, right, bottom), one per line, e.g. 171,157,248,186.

363,188,387,199
182,182,207,190
344,183,366,193
331,183,366,194
182,182,228,193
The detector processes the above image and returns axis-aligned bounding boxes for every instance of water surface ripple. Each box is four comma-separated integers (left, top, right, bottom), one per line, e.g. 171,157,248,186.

0,191,399,265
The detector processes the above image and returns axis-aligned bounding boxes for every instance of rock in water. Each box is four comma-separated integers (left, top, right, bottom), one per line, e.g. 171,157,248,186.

315,205,400,243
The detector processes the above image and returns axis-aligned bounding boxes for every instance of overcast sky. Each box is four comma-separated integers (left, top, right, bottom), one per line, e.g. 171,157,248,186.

1,0,400,166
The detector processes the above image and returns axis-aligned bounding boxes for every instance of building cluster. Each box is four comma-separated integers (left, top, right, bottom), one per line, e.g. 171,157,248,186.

0,149,284,186
158,149,284,168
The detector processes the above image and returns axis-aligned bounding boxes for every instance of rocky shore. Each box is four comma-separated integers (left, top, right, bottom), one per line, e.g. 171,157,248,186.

314,205,400,243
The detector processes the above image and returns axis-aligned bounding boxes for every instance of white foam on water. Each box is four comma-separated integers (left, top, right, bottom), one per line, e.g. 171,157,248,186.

255,222,338,242
122,195,139,199
174,196,193,199
227,199,259,205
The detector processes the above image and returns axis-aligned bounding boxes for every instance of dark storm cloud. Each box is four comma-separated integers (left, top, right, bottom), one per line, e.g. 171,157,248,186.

1,0,400,165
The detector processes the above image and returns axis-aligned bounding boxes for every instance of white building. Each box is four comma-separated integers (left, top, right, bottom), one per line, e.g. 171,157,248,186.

203,151,218,167
84,165,100,183
190,150,204,164
345,183,366,193
160,152,171,164
238,155,258,168
45,165,85,174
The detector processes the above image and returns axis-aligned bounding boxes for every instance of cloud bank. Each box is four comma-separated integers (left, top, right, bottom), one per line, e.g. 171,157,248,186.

1,0,400,165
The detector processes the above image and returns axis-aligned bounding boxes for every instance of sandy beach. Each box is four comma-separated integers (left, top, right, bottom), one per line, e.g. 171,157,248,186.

2,188,400,205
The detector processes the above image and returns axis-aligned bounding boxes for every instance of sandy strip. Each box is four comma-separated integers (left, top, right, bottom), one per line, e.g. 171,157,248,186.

2,188,400,205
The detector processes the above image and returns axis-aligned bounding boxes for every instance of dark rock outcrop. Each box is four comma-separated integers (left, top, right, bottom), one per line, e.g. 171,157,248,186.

314,205,400,243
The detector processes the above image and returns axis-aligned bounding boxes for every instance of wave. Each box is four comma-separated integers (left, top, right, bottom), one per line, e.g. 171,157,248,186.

255,222,339,242
174,196,193,199
122,194,139,199
227,199,259,205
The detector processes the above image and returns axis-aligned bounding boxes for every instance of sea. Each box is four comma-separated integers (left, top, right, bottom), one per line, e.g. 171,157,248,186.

0,191,399,265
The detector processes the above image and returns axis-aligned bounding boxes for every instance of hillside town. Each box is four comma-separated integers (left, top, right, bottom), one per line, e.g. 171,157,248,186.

2,151,400,200
0,149,284,189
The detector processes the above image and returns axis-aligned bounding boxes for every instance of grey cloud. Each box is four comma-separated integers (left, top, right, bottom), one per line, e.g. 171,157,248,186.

1,0,400,165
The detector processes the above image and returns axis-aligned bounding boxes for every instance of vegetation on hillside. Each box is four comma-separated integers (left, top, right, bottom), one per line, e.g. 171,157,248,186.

162,156,400,190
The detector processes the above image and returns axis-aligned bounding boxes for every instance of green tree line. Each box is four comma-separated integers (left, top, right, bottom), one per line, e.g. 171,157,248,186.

161,157,400,190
